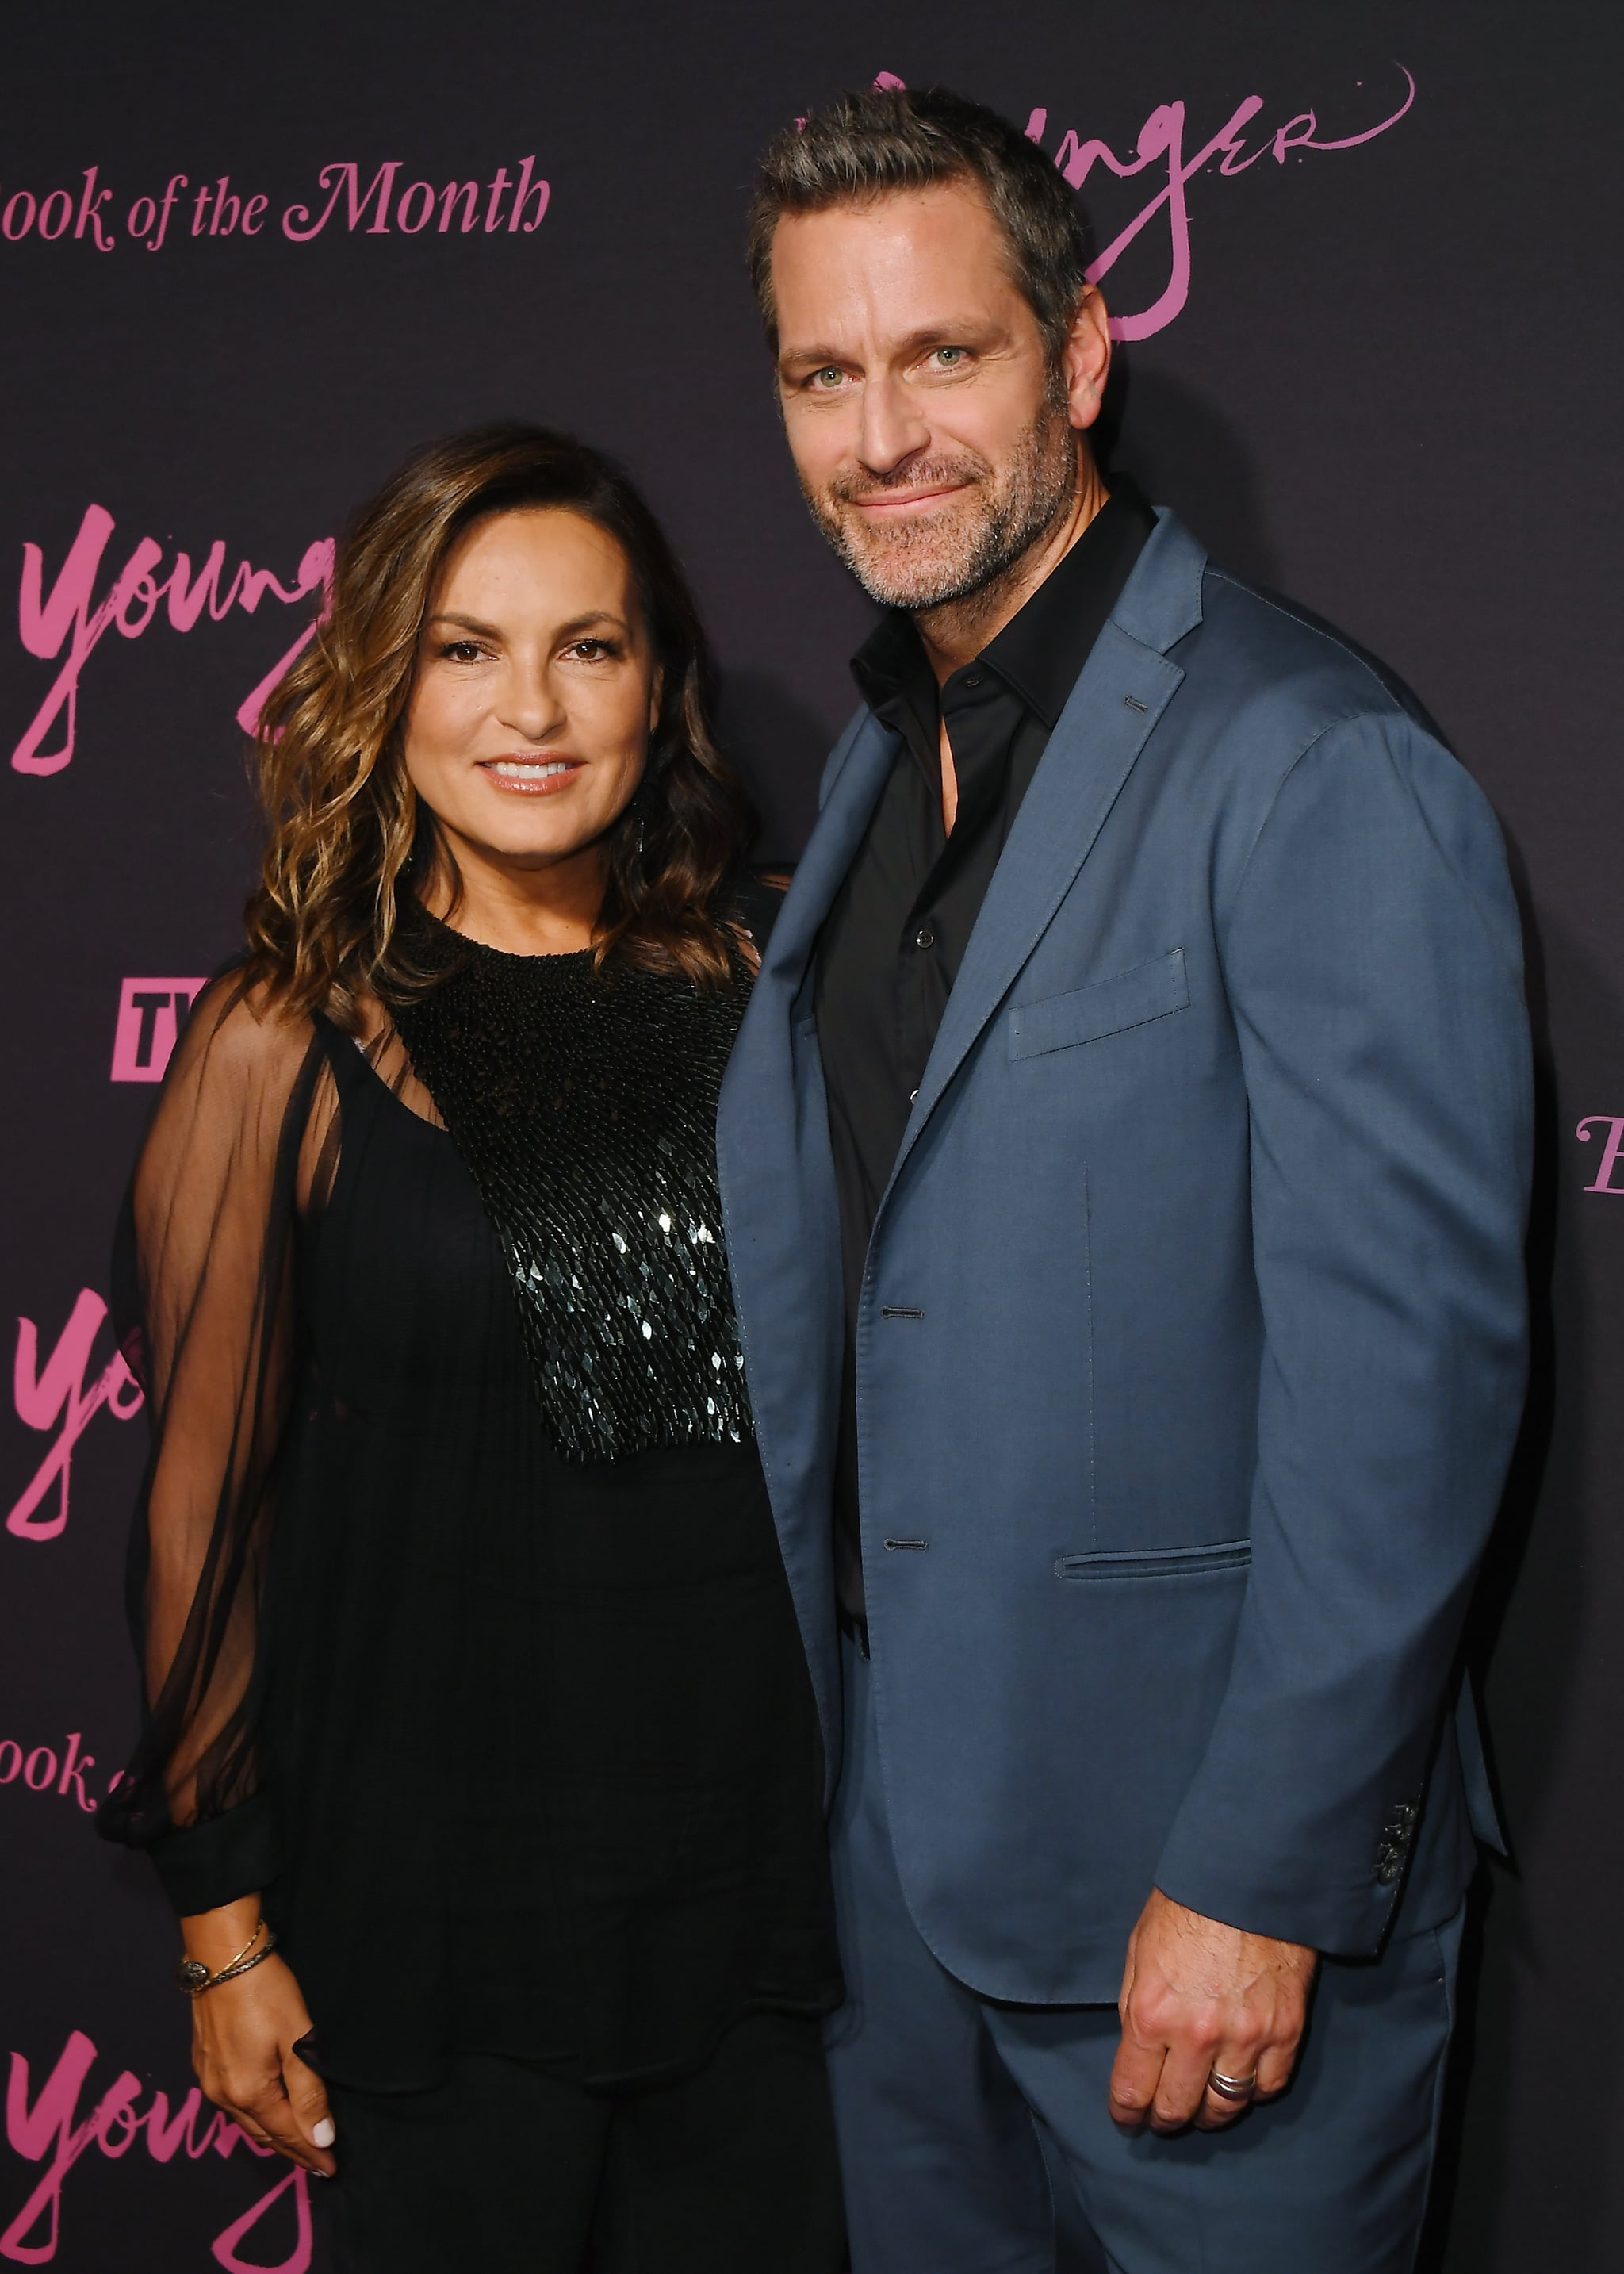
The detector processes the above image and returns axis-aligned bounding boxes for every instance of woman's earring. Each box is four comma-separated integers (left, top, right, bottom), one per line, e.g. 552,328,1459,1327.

633,760,661,865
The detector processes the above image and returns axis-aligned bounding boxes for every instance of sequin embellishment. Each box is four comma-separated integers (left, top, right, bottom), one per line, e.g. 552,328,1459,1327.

389,927,753,1463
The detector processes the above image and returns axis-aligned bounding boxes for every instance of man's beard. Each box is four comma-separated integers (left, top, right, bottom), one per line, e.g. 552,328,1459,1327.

802,395,1077,619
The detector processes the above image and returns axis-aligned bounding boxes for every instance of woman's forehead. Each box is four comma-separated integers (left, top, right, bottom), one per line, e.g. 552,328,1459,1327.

434,508,639,625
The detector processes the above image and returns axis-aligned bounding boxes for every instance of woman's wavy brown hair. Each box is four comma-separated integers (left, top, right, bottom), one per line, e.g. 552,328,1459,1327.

243,423,756,1025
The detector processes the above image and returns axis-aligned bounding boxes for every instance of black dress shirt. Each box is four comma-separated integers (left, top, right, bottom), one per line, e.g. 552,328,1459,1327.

814,487,1155,1617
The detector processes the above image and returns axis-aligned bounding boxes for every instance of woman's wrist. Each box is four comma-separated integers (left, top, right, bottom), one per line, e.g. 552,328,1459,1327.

178,1894,265,1972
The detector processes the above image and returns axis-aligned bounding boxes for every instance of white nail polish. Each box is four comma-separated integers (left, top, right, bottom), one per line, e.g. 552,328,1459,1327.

311,2118,336,2148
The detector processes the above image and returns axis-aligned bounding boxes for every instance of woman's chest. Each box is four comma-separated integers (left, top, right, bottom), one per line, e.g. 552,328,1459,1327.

304,1087,527,1420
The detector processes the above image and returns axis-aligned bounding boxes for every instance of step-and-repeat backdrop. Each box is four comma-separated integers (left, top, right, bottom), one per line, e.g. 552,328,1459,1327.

2,4,1619,2267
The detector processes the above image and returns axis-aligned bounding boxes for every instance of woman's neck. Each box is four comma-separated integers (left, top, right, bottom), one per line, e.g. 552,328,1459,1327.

419,838,608,957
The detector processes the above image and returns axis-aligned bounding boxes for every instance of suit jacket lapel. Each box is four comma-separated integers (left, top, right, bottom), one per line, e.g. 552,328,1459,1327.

714,704,900,1776
715,699,898,1381
883,513,1205,1192
750,707,902,1007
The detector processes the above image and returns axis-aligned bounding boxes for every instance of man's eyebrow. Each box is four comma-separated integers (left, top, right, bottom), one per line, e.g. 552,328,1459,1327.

778,320,1002,370
778,340,845,368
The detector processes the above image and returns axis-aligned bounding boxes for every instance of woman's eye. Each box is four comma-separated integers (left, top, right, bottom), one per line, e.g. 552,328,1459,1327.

566,638,620,662
439,640,486,662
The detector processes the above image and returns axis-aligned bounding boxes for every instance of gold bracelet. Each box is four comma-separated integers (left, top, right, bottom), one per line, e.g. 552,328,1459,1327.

176,1917,276,1997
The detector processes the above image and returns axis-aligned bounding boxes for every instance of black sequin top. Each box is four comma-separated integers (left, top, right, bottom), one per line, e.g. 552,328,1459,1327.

389,923,752,1462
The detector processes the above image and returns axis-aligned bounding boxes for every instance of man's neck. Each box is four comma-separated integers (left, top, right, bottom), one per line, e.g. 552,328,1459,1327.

913,452,1110,687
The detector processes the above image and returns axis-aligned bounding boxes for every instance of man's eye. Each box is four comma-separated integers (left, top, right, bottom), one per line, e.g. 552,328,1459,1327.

812,366,845,389
932,347,967,369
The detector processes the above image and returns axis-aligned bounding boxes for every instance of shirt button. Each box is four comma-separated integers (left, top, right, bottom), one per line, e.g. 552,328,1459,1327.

914,926,936,951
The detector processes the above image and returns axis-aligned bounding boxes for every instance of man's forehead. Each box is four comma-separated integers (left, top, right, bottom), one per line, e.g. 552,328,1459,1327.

772,182,1021,341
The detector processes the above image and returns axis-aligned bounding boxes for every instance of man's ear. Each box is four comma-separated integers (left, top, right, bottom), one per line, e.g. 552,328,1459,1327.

1062,286,1112,434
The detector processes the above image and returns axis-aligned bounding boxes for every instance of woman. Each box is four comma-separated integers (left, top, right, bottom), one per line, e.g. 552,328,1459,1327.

102,425,845,2272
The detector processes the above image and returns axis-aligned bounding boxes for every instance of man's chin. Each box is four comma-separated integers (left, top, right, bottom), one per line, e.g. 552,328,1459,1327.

844,538,978,613
811,496,969,608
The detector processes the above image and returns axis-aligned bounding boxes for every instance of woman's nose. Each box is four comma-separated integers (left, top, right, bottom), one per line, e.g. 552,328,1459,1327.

498,664,565,743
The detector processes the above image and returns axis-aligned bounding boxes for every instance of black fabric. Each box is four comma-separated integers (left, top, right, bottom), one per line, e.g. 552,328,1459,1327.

815,491,1154,1615
103,889,839,2095
320,2011,846,2274
284,1013,837,2092
148,1788,279,1915
388,915,754,1463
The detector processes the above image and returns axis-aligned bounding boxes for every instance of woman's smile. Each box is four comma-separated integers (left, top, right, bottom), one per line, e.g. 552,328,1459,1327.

477,753,588,794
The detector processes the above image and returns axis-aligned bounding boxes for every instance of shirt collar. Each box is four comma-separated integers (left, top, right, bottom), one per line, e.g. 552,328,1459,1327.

849,483,1155,729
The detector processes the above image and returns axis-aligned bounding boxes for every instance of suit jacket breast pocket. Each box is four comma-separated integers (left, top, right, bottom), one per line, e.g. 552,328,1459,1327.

1008,949,1189,1060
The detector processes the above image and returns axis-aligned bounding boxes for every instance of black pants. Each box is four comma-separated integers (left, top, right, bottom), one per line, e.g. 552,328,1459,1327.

320,2011,846,2274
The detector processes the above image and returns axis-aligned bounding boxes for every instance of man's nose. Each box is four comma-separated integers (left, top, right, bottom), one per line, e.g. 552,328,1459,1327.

856,374,931,480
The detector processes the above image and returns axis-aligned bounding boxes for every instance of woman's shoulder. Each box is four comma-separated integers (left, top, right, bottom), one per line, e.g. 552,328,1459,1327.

130,968,329,1221
164,966,323,1102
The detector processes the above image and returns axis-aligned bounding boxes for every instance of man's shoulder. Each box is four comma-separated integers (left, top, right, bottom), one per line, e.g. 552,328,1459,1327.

1188,561,1444,752
1180,562,1511,916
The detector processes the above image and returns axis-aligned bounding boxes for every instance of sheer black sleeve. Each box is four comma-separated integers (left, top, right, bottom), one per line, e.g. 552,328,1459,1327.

98,976,327,1914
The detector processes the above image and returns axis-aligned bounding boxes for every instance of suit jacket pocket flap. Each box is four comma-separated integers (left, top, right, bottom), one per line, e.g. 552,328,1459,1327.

1009,949,1188,1060
1055,1537,1251,1582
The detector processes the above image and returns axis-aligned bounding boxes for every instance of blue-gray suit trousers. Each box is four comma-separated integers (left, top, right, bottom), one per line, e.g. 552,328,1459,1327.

828,1636,1462,2274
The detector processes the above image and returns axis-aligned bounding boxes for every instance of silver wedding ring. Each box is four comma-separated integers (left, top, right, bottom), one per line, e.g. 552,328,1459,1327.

1207,2069,1258,2103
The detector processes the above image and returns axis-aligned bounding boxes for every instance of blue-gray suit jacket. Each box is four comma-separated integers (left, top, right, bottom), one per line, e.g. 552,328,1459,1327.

715,510,1530,2001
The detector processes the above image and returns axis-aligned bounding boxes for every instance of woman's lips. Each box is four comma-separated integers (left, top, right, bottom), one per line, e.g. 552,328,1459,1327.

477,757,584,796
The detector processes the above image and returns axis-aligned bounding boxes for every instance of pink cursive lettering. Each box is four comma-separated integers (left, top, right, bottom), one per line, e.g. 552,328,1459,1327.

1021,66,1415,339
0,1730,119,1812
282,158,403,240
278,157,547,242
866,63,1416,345
8,1288,143,1542
3,2027,308,2268
1576,1115,1624,1194
13,504,334,776
6,158,548,254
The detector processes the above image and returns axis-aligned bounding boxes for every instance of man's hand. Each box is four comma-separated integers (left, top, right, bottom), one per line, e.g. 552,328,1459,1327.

1109,1888,1318,2134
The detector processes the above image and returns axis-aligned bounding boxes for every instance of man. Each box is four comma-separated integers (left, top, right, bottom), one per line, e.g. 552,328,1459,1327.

714,86,1530,2274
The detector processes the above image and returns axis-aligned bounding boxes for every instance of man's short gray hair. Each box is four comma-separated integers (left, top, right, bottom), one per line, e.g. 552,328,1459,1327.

746,86,1090,364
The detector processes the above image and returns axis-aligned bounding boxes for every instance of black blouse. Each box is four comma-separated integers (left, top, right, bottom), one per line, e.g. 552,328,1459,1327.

102,899,840,2092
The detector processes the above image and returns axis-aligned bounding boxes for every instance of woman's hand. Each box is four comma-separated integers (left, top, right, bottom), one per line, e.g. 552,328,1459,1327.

180,1900,335,2176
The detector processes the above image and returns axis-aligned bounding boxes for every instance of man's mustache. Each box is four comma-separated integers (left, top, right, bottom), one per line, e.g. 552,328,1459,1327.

827,458,989,508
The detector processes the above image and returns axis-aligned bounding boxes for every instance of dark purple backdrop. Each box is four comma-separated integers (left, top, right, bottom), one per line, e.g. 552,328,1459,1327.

3,4,1620,2266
